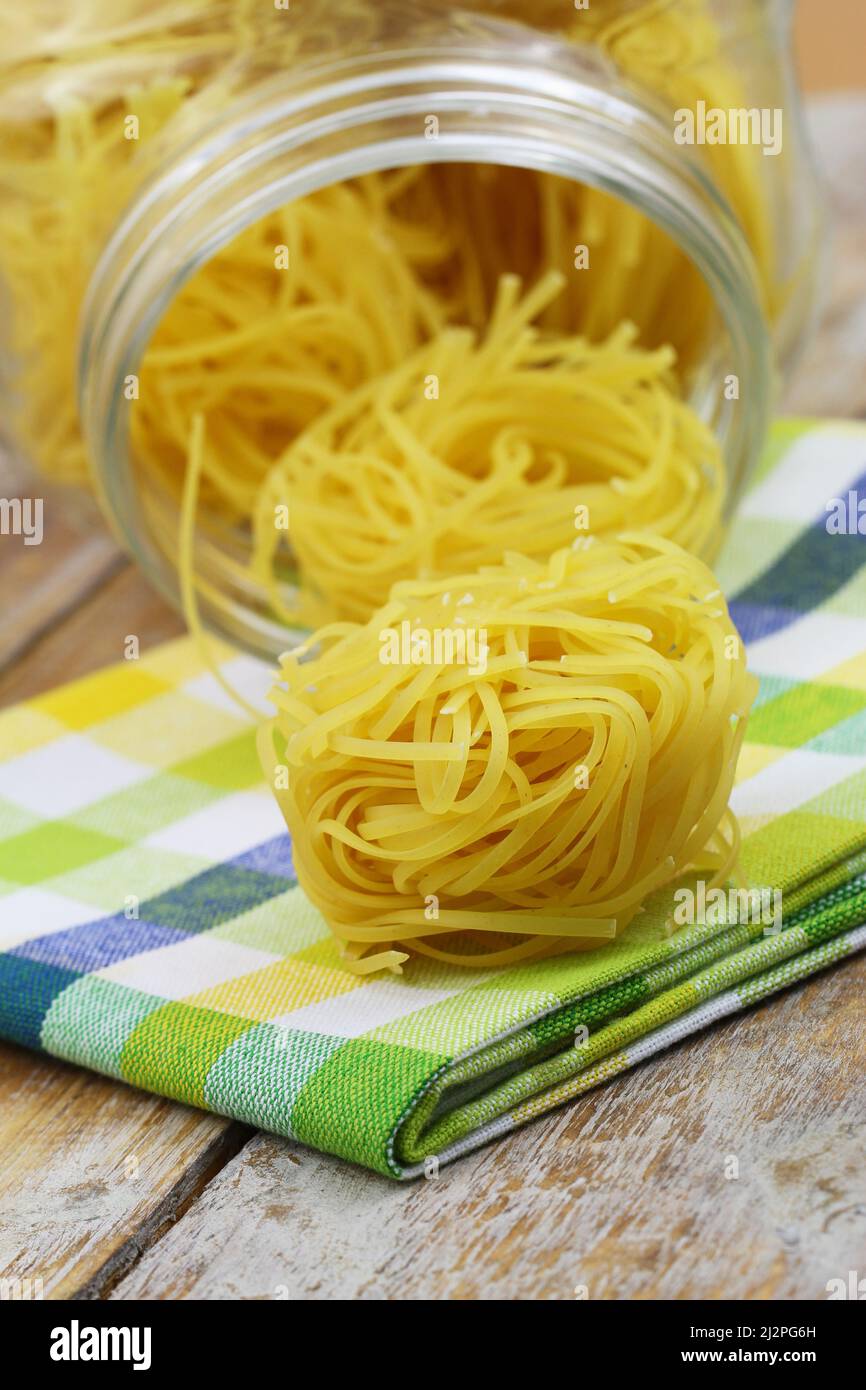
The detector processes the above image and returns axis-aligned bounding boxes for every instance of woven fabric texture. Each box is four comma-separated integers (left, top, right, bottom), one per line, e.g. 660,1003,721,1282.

1,418,865,1177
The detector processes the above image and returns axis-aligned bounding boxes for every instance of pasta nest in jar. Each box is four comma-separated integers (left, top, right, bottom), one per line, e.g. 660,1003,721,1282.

259,533,757,975
250,272,725,628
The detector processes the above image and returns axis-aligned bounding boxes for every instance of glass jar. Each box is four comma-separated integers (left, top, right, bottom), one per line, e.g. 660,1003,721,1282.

0,0,821,657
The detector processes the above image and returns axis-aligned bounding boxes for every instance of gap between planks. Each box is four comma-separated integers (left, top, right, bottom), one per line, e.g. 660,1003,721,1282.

72,1124,255,1300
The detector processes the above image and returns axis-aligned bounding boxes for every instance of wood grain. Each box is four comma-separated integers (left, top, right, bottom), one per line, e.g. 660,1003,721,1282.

0,473,123,679
0,522,217,1301
0,1042,249,1300
797,0,866,95
109,956,866,1301
0,562,185,709
781,96,866,420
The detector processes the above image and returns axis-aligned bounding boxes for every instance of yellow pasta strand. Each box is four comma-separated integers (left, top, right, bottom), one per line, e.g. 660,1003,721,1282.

179,412,266,722
247,272,725,626
261,535,757,973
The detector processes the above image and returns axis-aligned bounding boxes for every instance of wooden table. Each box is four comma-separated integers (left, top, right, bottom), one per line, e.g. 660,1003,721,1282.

2,97,865,1302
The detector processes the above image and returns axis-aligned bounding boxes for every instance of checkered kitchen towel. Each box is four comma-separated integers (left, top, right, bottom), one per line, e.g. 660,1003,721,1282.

2,419,866,1178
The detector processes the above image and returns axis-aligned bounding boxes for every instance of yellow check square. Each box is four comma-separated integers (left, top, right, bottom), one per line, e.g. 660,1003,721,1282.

92,691,247,768
32,664,170,730
0,704,67,758
185,947,361,1021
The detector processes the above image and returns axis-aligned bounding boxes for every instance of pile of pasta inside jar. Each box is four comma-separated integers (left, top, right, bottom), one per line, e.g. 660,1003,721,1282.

0,0,770,972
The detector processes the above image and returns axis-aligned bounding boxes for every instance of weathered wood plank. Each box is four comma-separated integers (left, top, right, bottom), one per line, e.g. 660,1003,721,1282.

0,457,124,676
0,562,185,708
780,95,866,420
0,1042,250,1300
109,956,866,1301
0,517,224,1301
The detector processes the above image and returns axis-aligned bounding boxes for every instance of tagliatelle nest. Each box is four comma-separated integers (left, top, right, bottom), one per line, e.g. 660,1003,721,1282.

259,536,757,975
251,273,725,627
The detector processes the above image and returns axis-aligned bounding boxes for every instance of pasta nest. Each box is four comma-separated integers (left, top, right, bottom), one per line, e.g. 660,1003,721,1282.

259,534,756,974
252,273,725,627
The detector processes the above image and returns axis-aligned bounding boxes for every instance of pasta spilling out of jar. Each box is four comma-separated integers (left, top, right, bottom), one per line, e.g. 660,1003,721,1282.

0,0,766,969
250,269,724,625
2,1,770,575
259,536,757,973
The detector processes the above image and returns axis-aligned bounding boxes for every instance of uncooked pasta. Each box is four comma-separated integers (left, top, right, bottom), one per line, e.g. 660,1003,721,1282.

1,0,771,575
0,0,763,975
260,536,757,974
247,272,724,627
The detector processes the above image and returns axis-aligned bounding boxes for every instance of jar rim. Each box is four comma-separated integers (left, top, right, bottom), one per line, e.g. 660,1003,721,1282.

79,15,772,656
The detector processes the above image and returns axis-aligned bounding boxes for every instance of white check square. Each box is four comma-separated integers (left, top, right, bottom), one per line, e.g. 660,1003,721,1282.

272,978,461,1036
182,655,274,719
731,748,866,818
142,789,285,859
749,611,866,682
0,734,152,817
97,934,280,999
0,888,98,951
740,427,866,525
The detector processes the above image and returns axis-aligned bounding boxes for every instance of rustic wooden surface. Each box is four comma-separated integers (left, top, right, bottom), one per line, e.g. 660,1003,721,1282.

110,960,866,1302
0,1046,248,1300
0,95,865,1302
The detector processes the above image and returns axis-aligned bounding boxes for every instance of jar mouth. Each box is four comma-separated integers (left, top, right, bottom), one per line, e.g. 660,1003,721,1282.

79,17,771,658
